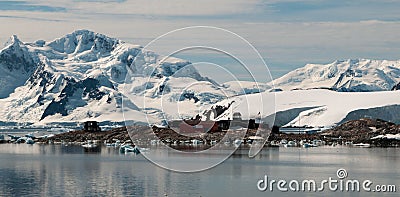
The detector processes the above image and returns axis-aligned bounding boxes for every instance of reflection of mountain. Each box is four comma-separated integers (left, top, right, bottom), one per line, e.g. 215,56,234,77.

0,145,207,196
0,168,41,196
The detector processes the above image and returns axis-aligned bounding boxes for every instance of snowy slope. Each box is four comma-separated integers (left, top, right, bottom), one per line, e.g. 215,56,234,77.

211,89,400,127
272,59,400,92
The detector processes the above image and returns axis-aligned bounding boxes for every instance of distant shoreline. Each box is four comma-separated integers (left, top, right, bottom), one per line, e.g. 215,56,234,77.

1,119,399,148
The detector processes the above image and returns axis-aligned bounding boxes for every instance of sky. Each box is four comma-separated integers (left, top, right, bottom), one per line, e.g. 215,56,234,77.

1,0,400,81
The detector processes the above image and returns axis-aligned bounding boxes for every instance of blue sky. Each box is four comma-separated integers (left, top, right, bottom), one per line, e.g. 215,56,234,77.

1,0,400,81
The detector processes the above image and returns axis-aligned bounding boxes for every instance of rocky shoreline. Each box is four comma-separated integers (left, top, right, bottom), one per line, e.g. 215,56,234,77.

323,118,400,147
37,127,131,144
6,118,400,148
269,118,400,147
37,125,259,147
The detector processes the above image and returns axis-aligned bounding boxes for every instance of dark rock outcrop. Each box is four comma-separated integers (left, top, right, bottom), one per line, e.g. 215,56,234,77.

322,118,400,146
391,82,400,90
39,127,130,143
40,77,112,120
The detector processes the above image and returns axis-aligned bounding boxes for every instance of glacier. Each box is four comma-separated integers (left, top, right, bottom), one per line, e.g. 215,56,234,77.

212,89,400,127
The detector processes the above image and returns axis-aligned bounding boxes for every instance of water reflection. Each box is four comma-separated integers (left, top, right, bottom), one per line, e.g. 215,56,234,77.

0,144,398,196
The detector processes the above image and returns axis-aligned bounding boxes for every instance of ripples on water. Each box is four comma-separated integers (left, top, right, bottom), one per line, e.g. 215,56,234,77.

0,144,399,196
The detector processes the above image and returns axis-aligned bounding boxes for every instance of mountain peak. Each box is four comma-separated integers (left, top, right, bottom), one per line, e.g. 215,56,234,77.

273,58,400,92
47,29,123,55
9,35,20,43
4,35,22,48
68,29,120,41
71,29,96,35
62,29,122,43
331,58,369,66
0,34,38,99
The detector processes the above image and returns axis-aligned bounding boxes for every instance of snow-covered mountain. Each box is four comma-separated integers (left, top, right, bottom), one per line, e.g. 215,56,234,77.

0,30,269,125
272,59,400,92
1,30,399,127
0,35,38,99
202,59,400,127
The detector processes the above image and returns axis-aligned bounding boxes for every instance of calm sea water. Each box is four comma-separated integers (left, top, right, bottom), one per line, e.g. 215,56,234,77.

0,144,399,197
